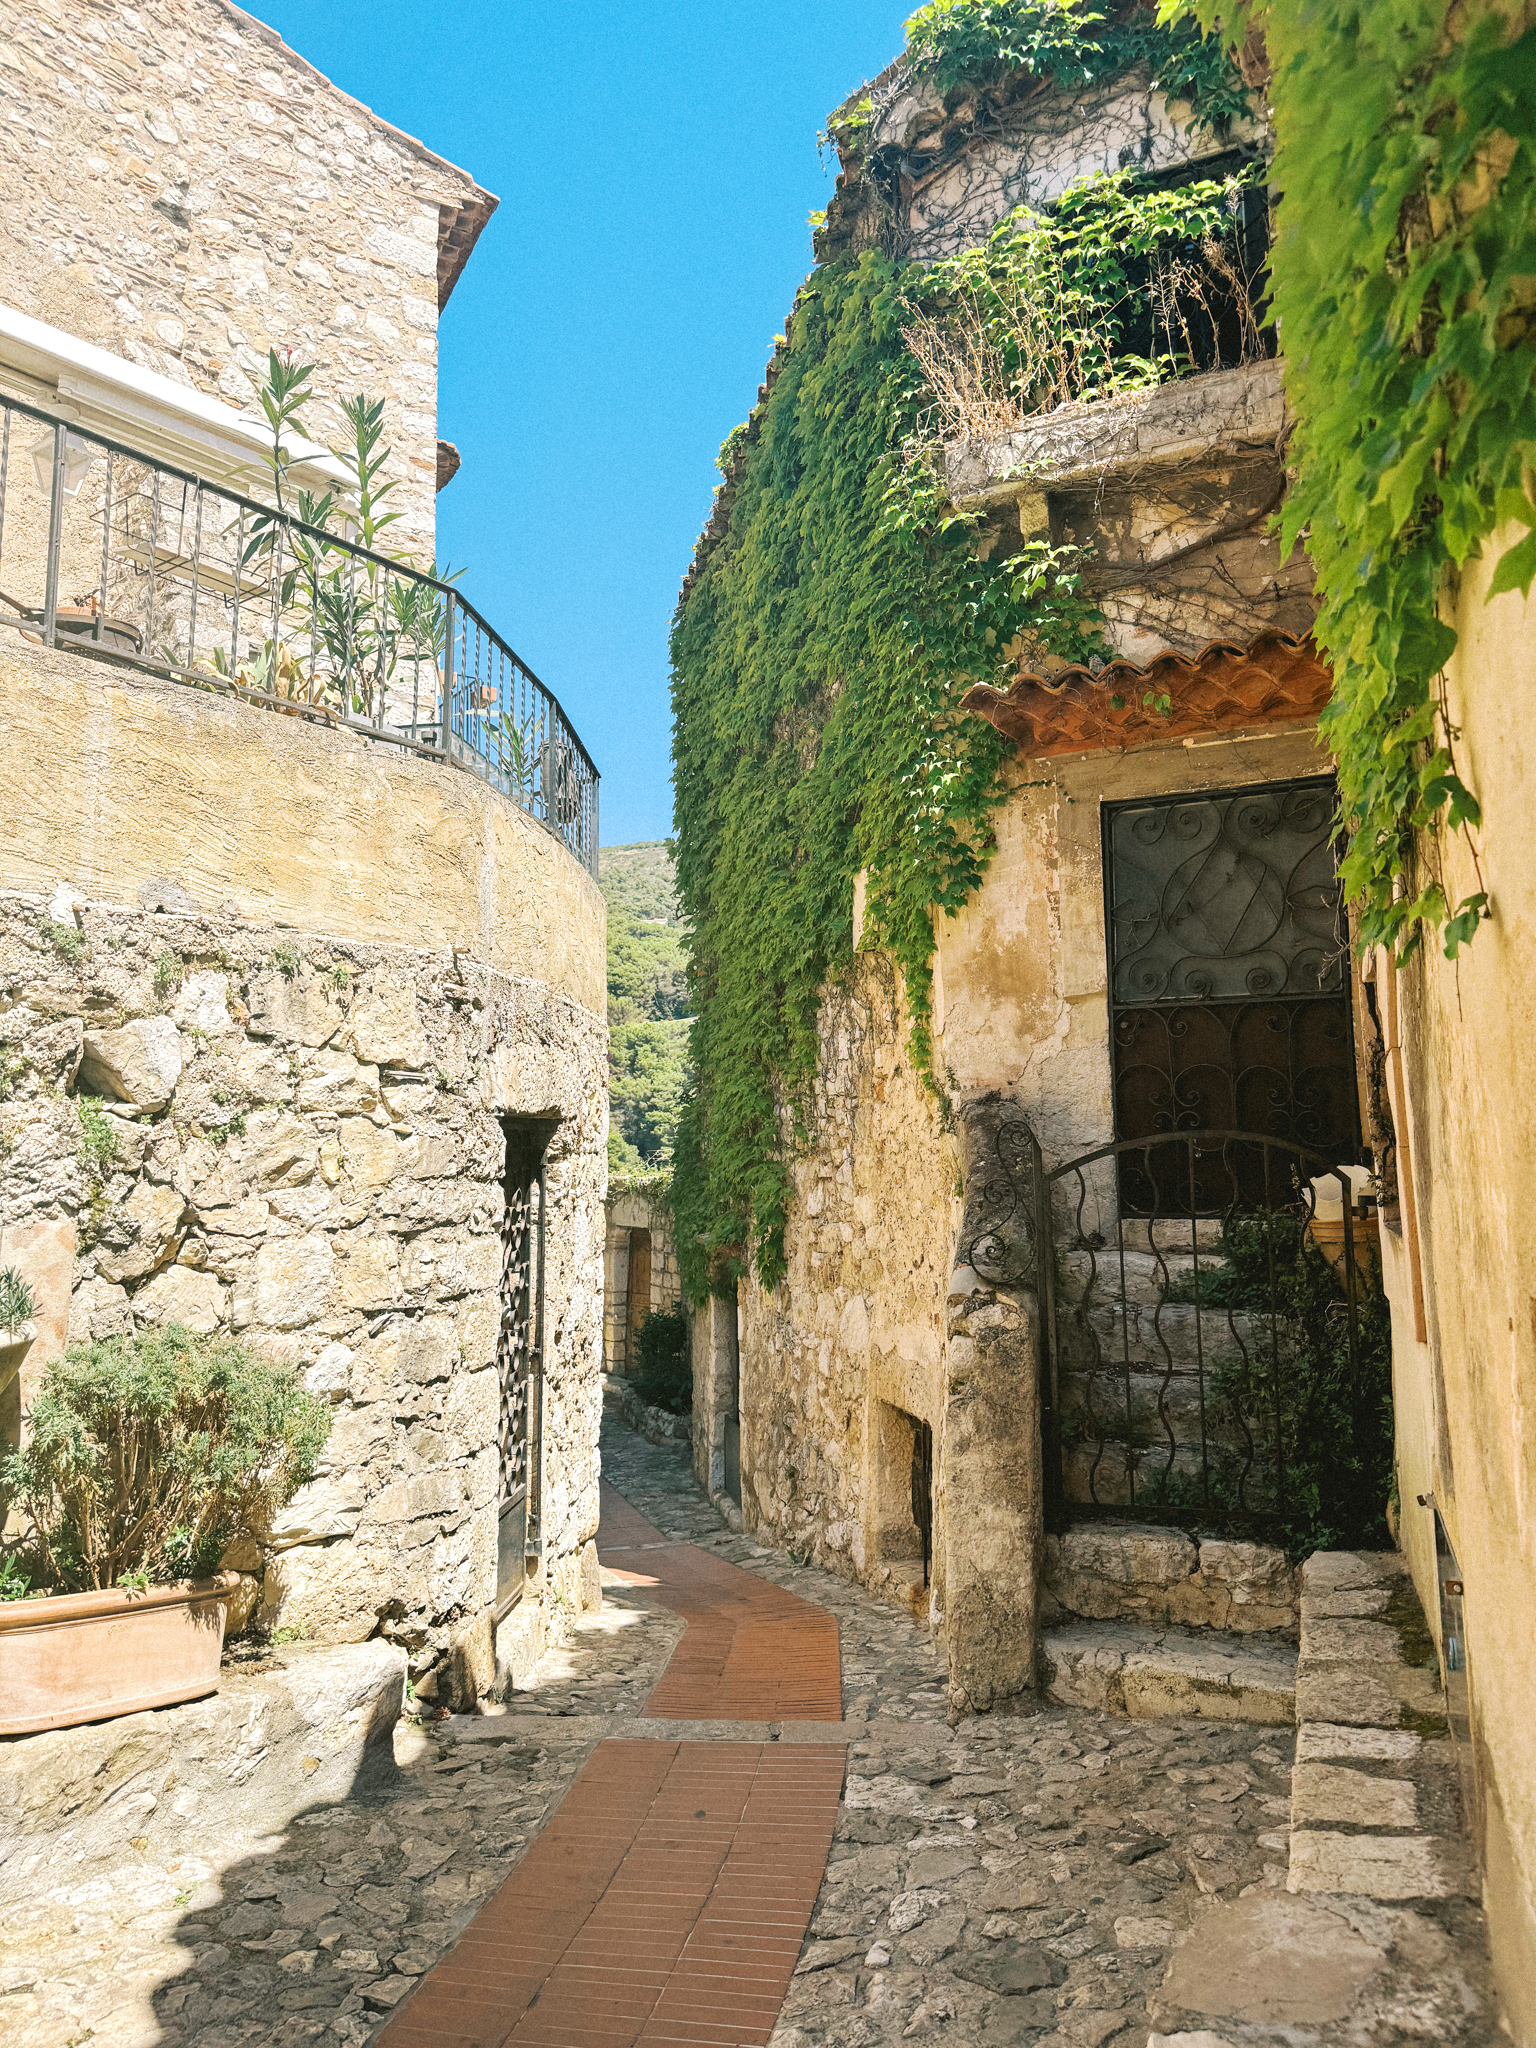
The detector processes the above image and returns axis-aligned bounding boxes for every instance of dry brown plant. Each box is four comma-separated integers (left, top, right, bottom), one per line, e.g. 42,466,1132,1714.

906,233,1266,450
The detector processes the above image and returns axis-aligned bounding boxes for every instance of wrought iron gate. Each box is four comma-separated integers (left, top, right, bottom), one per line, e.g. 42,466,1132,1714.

1037,1128,1383,1534
497,1122,551,1614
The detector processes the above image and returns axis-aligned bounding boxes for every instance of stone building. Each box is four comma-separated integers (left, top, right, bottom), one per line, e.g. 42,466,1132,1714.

602,1179,681,1376
686,24,1536,2031
698,32,1333,1699
0,0,493,555
0,0,606,1705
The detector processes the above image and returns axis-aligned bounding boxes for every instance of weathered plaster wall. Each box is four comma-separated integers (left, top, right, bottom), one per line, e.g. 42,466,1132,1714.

1379,524,1536,2039
900,75,1255,265
826,64,1262,266
932,723,1332,1159
0,889,606,1685
0,0,486,551
0,640,605,1015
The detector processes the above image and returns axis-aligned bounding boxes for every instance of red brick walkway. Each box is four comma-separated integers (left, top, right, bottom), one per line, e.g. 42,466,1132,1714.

376,1487,846,2048
596,1482,843,1723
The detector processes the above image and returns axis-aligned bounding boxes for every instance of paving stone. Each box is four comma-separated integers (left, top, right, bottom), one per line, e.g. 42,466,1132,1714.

1147,2034,1239,2047
1154,1891,1388,2024
5,1425,1496,2048
907,1843,981,1886
1300,1551,1408,1594
1293,1660,1445,1731
951,1937,1068,1994
1044,1622,1296,1724
1299,1587,1392,1619
1114,1916,1176,1948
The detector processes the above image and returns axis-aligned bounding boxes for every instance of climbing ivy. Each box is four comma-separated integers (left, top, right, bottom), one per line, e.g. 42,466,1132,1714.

904,0,1251,130
671,257,1105,1297
673,10,1257,1299
909,161,1266,429
1165,0,1536,960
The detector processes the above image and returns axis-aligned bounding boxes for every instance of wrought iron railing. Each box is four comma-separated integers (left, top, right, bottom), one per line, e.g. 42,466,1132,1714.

0,395,598,875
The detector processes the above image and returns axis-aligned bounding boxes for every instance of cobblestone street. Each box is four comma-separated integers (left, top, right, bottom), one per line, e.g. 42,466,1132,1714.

0,1418,1498,2047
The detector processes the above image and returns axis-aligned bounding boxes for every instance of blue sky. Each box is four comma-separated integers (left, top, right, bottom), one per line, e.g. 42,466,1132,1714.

252,0,910,845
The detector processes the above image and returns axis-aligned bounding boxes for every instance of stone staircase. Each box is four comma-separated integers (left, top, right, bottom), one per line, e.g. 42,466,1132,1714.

1039,1518,1300,1725
1288,1546,1474,1899
1140,1548,1495,2047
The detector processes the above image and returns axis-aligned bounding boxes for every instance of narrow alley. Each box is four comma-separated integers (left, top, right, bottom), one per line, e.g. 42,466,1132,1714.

11,1413,1484,2048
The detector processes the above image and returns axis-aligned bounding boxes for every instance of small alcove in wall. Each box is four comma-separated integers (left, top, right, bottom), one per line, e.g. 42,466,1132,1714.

872,1401,934,1596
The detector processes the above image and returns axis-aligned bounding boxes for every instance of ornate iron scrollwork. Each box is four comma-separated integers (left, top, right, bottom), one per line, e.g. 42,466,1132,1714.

954,1092,1040,1287
1105,779,1360,1208
1108,780,1343,1005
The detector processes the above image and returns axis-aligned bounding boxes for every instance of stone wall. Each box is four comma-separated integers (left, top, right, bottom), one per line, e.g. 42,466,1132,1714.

0,881,606,1689
0,0,492,551
0,639,605,1015
602,1186,681,1376
822,60,1263,266
1042,1523,1298,1636
737,955,959,1618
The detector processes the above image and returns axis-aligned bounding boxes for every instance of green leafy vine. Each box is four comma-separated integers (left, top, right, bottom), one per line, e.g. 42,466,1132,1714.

672,257,1107,1297
674,148,1280,1296
1166,0,1536,959
904,0,1251,129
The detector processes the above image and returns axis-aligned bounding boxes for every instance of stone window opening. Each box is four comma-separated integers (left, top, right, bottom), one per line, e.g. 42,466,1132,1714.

873,1402,934,1592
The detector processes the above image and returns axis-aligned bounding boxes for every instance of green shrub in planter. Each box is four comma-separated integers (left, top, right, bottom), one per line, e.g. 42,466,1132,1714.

632,1306,692,1417
0,1323,331,1595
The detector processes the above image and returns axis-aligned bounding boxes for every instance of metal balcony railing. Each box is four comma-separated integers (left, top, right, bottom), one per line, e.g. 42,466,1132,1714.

0,396,599,875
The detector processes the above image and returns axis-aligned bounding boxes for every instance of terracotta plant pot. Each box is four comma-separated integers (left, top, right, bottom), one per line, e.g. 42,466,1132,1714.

0,1327,33,1403
1307,1212,1381,1281
0,1573,240,1736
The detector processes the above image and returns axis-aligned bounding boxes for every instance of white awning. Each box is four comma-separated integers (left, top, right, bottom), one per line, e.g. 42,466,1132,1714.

0,303,352,501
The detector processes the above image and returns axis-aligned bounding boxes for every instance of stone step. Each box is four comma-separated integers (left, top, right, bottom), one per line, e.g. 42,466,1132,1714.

1287,1547,1473,1903
1041,1619,1296,1725
1138,1553,1487,2047
1045,1520,1298,1634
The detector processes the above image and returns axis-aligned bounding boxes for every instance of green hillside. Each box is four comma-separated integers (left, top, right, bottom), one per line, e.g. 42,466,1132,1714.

600,842,691,1175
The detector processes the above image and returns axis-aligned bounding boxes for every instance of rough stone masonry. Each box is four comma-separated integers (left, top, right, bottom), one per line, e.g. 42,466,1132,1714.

0,0,492,555
0,888,606,1686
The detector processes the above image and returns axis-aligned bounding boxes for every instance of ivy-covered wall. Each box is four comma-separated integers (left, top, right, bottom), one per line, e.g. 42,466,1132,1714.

671,2,1254,1297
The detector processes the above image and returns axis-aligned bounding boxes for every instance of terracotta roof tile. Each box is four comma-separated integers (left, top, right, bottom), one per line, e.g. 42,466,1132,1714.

960,628,1331,759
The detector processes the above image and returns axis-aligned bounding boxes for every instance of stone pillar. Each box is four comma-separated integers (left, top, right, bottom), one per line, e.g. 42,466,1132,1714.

940,1093,1045,1711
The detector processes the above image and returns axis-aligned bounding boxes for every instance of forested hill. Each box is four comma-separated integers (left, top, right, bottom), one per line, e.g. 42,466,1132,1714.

600,842,691,1174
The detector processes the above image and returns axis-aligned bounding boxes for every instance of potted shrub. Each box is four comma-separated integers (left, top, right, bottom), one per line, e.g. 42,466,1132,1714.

0,1323,330,1736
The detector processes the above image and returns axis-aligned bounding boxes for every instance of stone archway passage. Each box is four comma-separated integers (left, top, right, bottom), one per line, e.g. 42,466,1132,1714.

374,1484,846,2048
